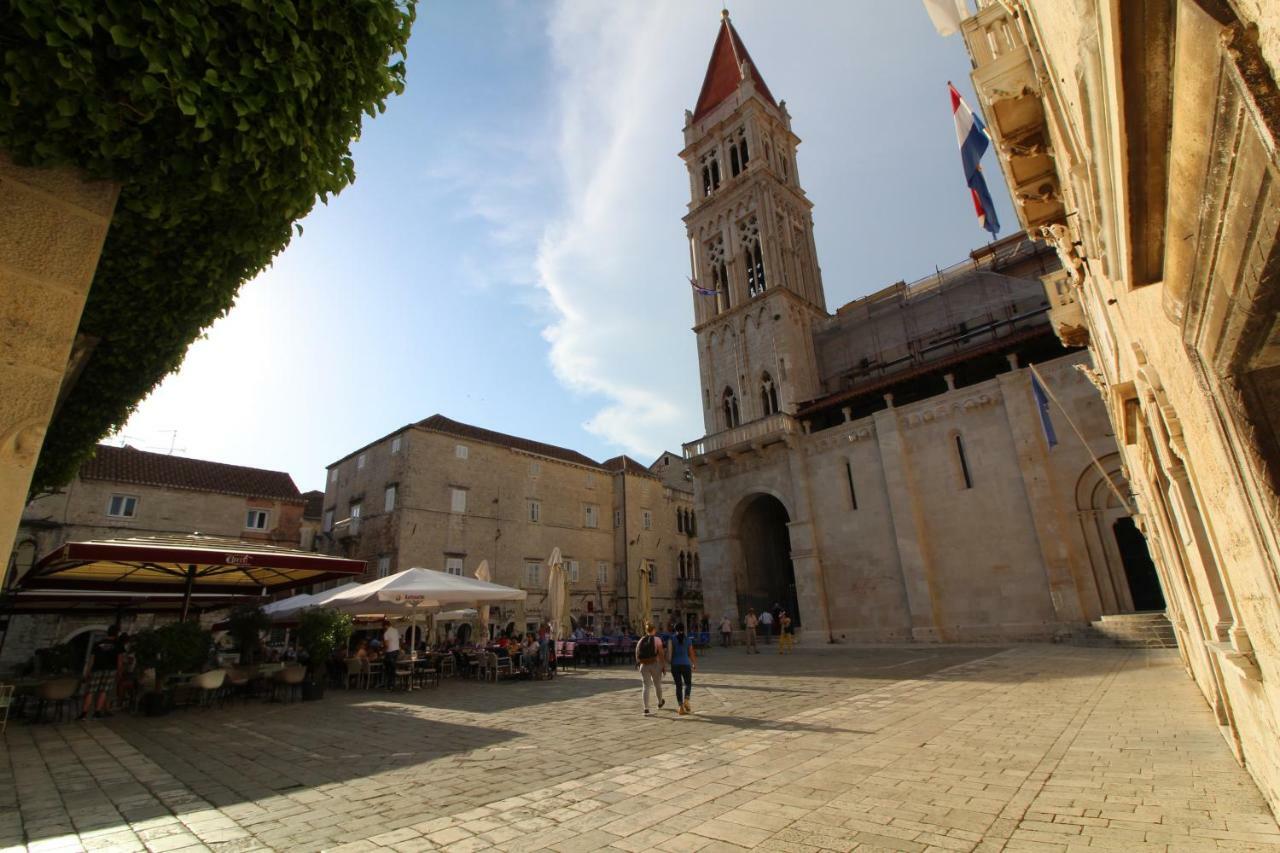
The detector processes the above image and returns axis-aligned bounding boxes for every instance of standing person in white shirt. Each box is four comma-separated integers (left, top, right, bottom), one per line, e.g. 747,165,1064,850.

759,608,774,644
381,619,401,691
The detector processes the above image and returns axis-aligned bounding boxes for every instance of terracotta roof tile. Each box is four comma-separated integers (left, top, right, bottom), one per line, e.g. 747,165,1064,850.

80,445,302,502
601,455,660,479
693,13,777,122
415,415,601,469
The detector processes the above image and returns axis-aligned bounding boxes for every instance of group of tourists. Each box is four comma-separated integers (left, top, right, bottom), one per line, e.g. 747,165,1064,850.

737,603,794,654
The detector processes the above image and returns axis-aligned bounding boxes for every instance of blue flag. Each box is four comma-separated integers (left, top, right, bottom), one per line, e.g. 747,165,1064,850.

1031,372,1058,448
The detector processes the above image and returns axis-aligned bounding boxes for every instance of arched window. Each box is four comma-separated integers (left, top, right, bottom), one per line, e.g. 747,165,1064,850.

722,387,740,429
740,216,767,297
954,433,974,489
729,143,741,177
707,234,730,314
689,510,697,536
678,551,687,578
676,508,684,533
760,372,780,416
693,554,701,578
739,135,750,170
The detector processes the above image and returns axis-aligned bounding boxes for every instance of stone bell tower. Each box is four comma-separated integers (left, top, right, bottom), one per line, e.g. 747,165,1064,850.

682,10,828,436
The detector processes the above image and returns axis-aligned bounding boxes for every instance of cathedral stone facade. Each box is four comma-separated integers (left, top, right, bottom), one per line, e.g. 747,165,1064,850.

681,13,1155,644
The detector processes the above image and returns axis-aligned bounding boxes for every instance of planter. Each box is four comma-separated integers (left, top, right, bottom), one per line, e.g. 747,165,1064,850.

140,691,169,717
302,681,325,701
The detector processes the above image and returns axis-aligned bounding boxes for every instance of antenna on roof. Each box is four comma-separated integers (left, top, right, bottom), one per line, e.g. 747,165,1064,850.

158,429,186,456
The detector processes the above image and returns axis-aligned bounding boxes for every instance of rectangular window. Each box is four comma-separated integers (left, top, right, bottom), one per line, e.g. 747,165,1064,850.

584,505,598,528
597,561,609,586
566,559,579,583
329,469,338,484
245,509,269,530
450,488,467,514
445,556,464,576
107,494,138,518
530,461,540,477
525,562,540,586
642,510,652,530
377,555,391,578
323,509,334,532
357,453,366,470
384,484,397,512
391,435,401,454
845,460,858,510
455,444,469,459
955,435,974,490
647,560,657,585
613,509,621,528
529,500,541,523
349,501,362,519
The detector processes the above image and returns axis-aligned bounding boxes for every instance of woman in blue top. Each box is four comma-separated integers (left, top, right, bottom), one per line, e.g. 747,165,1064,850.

667,624,698,715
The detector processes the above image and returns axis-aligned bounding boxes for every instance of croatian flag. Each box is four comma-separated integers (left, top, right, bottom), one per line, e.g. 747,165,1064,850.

689,276,717,297
1030,372,1058,448
949,82,1000,236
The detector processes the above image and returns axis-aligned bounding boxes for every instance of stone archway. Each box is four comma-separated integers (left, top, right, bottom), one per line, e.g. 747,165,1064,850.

1112,516,1165,611
733,493,800,625
1075,454,1162,615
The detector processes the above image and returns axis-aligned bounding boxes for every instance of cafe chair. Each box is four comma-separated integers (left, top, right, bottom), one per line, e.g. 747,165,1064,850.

34,677,80,723
273,665,307,703
189,669,227,709
345,658,366,689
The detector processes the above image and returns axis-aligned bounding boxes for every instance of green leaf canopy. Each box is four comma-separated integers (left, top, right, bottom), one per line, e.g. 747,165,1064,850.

0,0,416,493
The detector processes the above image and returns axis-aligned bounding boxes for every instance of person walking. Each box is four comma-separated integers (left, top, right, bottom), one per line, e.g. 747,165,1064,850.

381,619,400,691
744,608,759,654
635,623,666,715
759,608,773,644
778,611,794,654
719,614,733,647
667,624,698,715
80,624,122,720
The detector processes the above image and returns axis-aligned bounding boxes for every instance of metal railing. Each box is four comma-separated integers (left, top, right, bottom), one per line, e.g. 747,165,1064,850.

683,412,798,460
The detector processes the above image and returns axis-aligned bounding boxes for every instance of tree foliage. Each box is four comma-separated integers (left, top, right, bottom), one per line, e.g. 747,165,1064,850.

0,0,415,493
226,603,272,664
297,607,352,677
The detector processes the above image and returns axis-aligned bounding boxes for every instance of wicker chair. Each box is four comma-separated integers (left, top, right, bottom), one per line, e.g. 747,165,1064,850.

273,665,307,703
34,677,80,723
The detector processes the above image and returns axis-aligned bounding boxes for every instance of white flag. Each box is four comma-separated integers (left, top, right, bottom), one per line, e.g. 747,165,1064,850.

923,0,968,37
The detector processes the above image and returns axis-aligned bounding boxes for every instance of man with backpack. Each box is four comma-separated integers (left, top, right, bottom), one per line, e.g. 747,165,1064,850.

635,623,666,715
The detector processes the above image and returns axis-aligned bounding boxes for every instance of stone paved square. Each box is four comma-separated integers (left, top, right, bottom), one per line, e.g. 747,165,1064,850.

3,645,1278,851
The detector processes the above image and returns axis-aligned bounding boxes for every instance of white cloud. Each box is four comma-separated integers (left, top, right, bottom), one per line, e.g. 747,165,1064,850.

535,2,710,459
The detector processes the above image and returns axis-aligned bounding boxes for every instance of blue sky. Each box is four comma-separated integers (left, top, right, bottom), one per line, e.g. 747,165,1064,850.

113,1,1014,492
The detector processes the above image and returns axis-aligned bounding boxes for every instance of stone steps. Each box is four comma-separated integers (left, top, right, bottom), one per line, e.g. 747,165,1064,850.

1068,611,1179,649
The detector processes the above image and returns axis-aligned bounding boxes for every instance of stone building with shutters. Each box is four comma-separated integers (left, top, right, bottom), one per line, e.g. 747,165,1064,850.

317,415,701,635
1,444,308,668
952,0,1280,813
680,12,1159,645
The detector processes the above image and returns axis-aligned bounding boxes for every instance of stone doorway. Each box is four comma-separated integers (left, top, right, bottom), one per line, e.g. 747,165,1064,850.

1112,516,1165,611
734,494,800,625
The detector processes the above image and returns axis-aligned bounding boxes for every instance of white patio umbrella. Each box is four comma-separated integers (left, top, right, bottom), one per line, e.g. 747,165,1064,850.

309,581,365,607
474,560,491,641
325,568,527,649
546,548,569,640
262,592,317,620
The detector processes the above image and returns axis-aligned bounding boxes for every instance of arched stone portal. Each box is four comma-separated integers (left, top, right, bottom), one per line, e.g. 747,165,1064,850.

734,494,800,625
1074,454,1164,615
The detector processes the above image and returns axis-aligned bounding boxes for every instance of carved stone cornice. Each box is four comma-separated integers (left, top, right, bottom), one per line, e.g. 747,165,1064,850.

902,392,1000,429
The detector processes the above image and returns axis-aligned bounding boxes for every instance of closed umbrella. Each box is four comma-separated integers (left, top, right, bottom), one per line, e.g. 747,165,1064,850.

474,560,491,642
546,548,568,640
636,563,651,633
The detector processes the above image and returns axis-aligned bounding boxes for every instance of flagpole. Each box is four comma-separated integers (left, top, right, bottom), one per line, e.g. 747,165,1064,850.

1027,362,1135,513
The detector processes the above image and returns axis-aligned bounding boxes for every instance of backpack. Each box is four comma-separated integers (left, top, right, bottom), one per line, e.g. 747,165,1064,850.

637,635,657,663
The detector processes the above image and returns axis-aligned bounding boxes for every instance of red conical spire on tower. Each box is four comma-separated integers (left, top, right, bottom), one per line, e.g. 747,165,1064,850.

692,9,777,123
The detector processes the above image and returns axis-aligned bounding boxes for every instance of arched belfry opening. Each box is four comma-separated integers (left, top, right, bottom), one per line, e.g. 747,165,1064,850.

734,494,800,624
1112,517,1165,611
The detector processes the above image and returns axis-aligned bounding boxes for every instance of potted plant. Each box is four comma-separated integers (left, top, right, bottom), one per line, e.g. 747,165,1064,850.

132,622,213,715
226,604,272,665
296,608,352,700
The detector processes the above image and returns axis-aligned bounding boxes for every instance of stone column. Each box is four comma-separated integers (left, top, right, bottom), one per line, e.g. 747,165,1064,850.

872,408,941,641
0,153,118,583
996,369,1091,624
